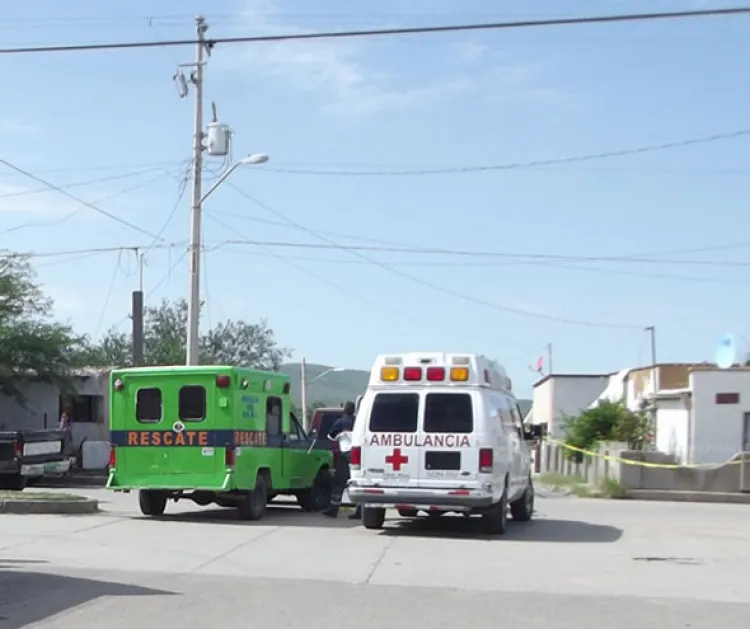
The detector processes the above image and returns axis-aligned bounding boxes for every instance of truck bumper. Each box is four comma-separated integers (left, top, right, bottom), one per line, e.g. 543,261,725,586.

20,458,71,477
347,485,495,510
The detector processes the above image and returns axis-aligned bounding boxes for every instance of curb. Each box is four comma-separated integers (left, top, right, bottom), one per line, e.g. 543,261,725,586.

0,497,99,514
627,490,750,504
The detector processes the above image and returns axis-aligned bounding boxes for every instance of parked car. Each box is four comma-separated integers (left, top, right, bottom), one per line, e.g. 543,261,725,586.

0,430,72,490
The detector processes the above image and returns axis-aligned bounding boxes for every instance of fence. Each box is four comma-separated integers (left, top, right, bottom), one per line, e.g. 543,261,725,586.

538,440,750,494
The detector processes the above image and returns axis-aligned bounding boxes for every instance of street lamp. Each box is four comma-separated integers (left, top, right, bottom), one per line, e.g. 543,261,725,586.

186,153,269,366
301,359,344,430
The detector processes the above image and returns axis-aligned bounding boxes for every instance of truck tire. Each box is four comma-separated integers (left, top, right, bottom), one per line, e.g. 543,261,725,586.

297,469,332,512
362,506,386,530
139,490,167,516
481,485,508,535
510,476,535,522
238,473,268,521
0,475,27,491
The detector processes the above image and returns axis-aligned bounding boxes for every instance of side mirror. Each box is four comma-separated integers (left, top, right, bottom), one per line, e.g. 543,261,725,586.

523,424,544,440
309,428,318,440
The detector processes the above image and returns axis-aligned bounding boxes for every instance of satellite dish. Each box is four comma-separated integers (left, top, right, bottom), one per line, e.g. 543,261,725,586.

715,334,736,369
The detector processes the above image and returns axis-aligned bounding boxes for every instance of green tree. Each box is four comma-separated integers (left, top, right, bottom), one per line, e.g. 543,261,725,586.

563,399,652,461
0,252,86,403
92,298,290,370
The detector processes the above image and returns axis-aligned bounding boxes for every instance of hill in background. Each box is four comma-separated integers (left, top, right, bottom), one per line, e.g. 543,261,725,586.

281,363,532,415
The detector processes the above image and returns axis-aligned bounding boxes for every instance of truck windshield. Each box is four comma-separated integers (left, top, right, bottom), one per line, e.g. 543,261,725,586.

423,393,473,433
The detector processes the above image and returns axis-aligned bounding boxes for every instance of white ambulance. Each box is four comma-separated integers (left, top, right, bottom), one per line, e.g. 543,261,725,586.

347,352,541,535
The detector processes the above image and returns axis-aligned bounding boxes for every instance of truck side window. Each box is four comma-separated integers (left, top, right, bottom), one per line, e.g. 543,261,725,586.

266,397,282,437
179,386,206,422
136,388,162,423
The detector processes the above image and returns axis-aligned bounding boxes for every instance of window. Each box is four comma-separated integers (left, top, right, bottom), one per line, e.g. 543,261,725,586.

179,386,206,421
369,393,419,433
716,392,740,405
314,411,341,439
266,397,282,437
424,393,473,433
136,388,162,423
289,413,306,439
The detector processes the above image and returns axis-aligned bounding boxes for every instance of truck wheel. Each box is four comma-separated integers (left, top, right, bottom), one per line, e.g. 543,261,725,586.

238,473,268,521
297,469,332,512
397,508,419,518
0,475,27,491
139,490,167,516
481,485,508,535
362,506,386,530
510,476,535,522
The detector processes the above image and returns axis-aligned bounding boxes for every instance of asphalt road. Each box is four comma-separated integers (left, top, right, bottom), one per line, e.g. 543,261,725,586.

1,487,749,628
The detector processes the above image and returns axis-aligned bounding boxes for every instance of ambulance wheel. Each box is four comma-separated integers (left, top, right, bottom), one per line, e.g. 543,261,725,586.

362,506,386,530
297,469,332,512
238,474,268,521
139,490,167,516
481,487,508,535
510,476,535,522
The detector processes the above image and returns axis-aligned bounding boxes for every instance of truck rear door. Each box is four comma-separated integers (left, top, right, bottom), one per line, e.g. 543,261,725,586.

126,376,220,476
362,391,420,488
416,390,477,489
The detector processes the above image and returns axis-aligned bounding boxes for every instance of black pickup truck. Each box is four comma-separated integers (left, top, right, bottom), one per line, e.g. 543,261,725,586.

0,430,72,490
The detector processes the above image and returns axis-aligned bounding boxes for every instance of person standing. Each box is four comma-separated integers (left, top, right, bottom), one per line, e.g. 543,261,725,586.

322,401,361,519
58,411,74,457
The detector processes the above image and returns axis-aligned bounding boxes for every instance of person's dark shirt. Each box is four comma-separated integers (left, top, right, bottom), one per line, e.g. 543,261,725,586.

328,413,354,438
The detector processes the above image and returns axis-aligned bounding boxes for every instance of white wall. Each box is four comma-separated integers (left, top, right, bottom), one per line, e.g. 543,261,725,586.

689,370,750,464
532,376,609,438
654,398,688,463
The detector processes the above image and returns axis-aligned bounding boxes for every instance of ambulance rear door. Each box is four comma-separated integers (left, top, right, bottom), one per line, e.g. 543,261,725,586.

361,390,421,488
415,388,479,490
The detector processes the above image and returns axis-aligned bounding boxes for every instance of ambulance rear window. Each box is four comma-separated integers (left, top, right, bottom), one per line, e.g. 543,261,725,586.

369,393,418,433
136,388,162,423
179,385,206,422
424,393,473,433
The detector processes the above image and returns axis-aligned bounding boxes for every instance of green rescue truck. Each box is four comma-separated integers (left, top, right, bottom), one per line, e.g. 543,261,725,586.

106,365,334,520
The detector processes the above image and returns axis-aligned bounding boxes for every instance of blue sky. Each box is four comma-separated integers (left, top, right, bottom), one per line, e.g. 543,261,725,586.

0,0,748,397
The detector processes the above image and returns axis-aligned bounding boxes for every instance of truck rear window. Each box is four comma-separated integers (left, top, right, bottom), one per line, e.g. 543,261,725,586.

369,393,418,433
315,412,341,439
424,393,473,433
136,388,162,423
179,385,206,421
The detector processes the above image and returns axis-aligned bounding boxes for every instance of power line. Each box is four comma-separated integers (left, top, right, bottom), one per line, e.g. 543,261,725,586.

0,171,172,236
94,250,124,338
222,185,645,329
210,237,750,268
262,130,750,177
0,158,164,240
0,7,747,55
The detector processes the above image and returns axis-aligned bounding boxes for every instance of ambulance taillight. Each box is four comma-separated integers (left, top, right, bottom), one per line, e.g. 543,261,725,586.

225,446,236,468
350,446,361,470
109,446,116,469
216,375,231,388
478,448,493,473
426,367,445,381
403,367,422,381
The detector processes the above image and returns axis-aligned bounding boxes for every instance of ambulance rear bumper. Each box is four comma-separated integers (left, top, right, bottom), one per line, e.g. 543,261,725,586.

347,485,495,509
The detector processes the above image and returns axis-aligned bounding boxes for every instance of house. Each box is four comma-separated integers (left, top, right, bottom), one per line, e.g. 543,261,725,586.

530,363,750,465
0,368,111,448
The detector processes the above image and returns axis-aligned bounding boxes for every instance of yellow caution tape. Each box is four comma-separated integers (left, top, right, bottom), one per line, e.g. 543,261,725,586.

542,436,748,470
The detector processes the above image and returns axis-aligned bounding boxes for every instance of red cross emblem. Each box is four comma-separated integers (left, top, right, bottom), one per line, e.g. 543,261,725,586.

385,448,409,471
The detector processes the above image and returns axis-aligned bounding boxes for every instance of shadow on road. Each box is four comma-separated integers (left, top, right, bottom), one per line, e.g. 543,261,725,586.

138,503,361,529
0,565,175,628
379,515,623,542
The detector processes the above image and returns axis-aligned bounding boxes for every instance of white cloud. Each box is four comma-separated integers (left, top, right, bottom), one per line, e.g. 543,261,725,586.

224,0,472,115
0,119,41,135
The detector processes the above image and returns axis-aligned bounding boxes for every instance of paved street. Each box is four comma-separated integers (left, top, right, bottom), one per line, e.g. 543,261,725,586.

1,488,749,628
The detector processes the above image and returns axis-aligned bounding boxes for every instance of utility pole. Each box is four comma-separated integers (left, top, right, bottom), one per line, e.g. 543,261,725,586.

301,358,309,431
546,342,553,375
645,326,658,391
186,15,208,366
131,248,145,367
